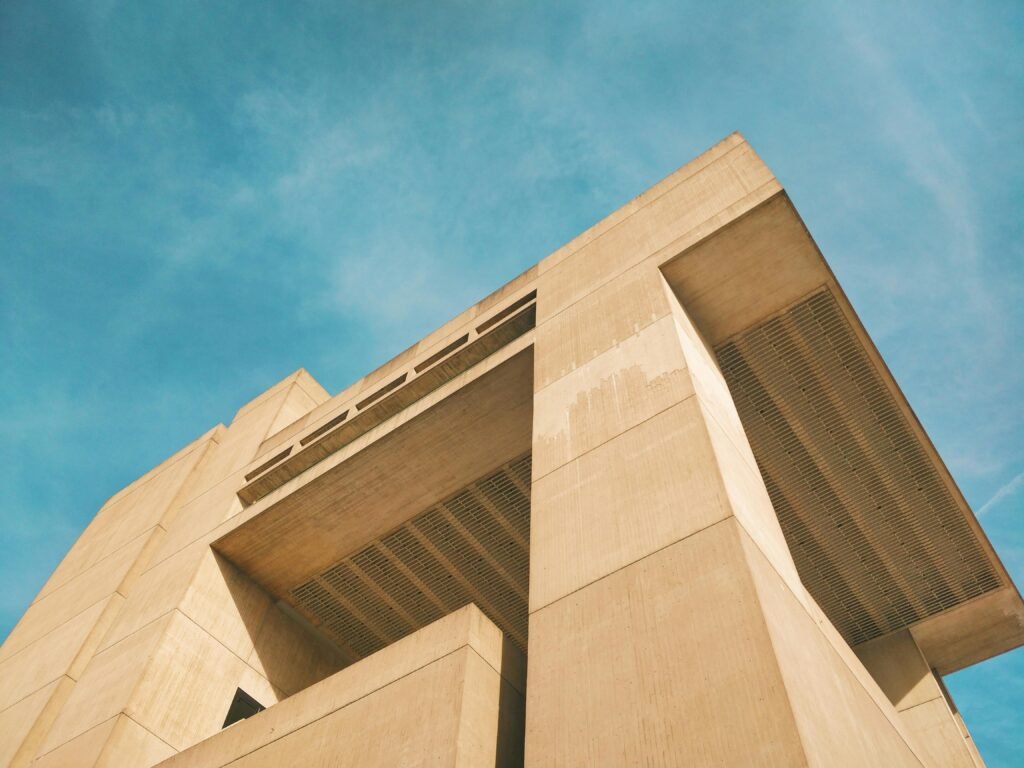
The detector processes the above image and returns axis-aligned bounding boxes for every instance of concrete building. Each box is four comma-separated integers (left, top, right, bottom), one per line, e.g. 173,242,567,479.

1,134,1020,767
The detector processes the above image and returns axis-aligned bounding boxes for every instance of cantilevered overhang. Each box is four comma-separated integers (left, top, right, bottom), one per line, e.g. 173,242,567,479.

660,191,1024,673
215,342,534,598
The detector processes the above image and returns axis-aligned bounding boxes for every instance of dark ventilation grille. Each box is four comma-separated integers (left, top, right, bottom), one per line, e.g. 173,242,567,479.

290,454,532,659
717,290,1002,646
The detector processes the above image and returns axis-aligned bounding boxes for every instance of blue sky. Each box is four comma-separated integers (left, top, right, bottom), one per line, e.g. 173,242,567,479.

1,0,1021,761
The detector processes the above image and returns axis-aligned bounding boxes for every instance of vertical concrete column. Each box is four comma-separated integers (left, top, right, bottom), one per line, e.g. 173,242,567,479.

525,250,929,765
857,630,985,767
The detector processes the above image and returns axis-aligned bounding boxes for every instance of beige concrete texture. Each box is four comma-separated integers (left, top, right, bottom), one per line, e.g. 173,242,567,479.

245,603,349,698
529,258,802,612
526,518,925,767
248,269,537,465
910,587,1024,674
33,715,176,768
40,544,342,760
856,630,983,767
35,607,279,763
0,677,73,768
158,605,524,768
0,595,114,726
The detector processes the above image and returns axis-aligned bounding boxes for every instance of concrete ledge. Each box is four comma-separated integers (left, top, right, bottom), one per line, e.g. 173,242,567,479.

157,605,524,767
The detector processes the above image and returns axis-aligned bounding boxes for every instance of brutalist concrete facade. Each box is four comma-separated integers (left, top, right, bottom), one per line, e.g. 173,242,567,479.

1,134,1020,767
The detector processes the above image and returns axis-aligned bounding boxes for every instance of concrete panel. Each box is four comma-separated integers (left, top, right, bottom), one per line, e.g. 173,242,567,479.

178,551,273,661
0,677,71,768
537,134,746,273
855,630,983,767
92,441,213,564
669,279,803,593
102,542,272,660
457,644,525,768
33,440,211,603
33,715,119,768
532,313,694,479
97,715,177,768
264,380,324,441
34,713,177,768
526,520,805,767
188,378,317,496
0,598,109,712
664,275,750,446
697,396,804,596
235,665,281,710
159,605,523,768
40,612,172,754
215,345,534,598
737,527,926,767
228,652,466,767
534,261,670,391
128,611,247,751
0,531,148,662
150,477,244,566
98,542,206,652
856,630,944,712
660,192,831,347
530,398,733,611
246,604,347,697
910,587,1024,674
900,700,979,768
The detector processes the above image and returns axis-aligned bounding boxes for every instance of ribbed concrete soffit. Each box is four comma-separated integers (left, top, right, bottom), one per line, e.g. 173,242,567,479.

717,289,1003,646
290,454,531,661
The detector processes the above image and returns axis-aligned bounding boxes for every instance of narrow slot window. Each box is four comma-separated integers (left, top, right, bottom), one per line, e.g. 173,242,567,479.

243,447,293,481
356,373,408,411
474,290,537,334
414,334,470,373
300,409,350,446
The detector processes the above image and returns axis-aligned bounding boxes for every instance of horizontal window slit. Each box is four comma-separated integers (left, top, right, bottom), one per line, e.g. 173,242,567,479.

475,290,537,334
356,373,408,411
300,410,350,446
243,446,293,481
414,334,470,373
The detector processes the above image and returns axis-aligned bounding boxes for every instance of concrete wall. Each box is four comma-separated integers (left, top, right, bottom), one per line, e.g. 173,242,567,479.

0,371,345,766
156,605,525,768
857,630,985,767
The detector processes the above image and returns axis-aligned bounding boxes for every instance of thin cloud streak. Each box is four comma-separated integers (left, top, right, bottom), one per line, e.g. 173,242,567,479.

978,470,1024,517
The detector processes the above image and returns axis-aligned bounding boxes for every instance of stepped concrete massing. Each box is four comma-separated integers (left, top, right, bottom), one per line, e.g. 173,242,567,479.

1,134,1020,767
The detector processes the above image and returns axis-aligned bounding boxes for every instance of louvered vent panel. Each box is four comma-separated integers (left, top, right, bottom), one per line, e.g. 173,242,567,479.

290,454,531,660
717,290,1002,646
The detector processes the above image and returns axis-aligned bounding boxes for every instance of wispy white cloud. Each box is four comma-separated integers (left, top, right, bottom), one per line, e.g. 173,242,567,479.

978,470,1024,516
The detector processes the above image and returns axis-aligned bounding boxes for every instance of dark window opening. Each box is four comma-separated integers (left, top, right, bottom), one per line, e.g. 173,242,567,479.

222,687,266,728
